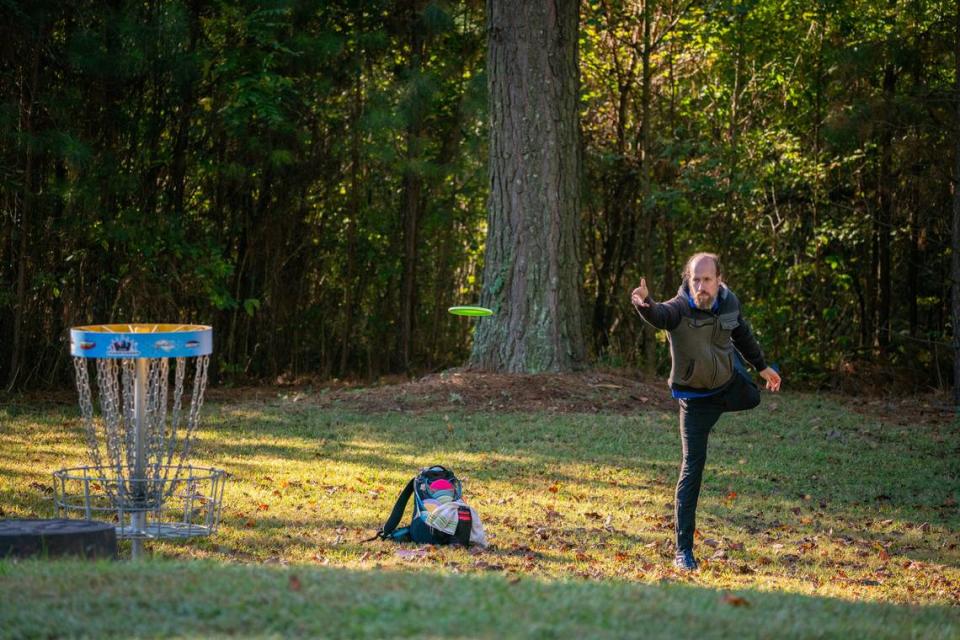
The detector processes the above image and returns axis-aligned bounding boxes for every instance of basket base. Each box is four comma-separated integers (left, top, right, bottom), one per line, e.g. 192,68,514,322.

118,522,216,540
0,518,117,559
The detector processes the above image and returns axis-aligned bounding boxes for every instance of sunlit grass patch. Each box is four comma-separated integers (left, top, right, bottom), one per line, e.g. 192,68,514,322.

0,391,958,636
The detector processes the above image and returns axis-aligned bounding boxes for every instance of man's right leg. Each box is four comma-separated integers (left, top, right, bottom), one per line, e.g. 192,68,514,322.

675,397,722,567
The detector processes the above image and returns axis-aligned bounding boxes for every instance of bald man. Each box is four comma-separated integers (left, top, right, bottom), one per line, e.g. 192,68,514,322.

631,252,781,571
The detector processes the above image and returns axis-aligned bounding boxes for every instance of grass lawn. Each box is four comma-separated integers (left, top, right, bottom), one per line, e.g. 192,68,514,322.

0,384,958,638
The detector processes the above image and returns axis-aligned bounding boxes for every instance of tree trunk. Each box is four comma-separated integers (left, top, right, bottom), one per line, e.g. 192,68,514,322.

953,0,960,407
340,50,364,375
8,40,41,390
470,0,586,372
640,0,656,374
877,0,897,350
399,1,425,372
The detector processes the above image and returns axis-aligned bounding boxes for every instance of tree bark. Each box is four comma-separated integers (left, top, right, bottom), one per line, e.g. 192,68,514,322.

470,0,586,372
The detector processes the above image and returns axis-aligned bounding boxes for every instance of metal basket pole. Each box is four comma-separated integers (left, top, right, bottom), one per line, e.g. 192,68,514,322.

131,357,148,559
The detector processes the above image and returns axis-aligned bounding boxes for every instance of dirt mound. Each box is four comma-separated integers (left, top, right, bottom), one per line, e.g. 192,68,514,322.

310,370,674,414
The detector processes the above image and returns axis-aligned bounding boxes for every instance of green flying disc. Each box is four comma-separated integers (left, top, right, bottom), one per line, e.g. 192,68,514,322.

448,305,494,317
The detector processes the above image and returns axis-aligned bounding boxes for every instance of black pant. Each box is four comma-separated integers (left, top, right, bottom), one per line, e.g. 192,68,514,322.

674,372,760,552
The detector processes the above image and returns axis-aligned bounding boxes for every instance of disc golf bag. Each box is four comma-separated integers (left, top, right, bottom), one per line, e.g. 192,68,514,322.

372,465,487,547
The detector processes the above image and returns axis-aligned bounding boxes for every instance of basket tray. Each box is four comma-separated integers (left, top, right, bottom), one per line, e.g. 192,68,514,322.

70,324,212,359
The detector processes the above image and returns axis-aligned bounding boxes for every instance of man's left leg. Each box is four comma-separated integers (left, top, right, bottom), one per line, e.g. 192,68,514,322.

722,368,761,413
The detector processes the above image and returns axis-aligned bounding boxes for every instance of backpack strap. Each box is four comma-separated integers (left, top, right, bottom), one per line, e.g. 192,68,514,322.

370,477,415,541
453,505,472,546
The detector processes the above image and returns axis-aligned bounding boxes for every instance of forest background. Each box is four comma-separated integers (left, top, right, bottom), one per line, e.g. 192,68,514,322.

2,0,957,392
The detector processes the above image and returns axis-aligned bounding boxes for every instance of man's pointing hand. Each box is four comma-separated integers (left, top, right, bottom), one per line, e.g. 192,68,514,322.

631,278,650,308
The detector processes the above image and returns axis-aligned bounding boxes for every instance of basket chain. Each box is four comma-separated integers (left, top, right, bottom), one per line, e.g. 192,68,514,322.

72,354,211,505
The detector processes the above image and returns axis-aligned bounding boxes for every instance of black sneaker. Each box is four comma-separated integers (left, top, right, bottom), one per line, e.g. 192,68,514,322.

673,549,698,571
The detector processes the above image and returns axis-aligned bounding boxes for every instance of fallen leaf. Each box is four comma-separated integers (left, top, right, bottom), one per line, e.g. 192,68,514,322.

257,503,270,511
703,538,720,548
289,575,302,591
722,593,750,607
548,484,559,493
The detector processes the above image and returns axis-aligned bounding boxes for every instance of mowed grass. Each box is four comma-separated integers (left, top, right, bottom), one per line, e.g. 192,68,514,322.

0,389,958,638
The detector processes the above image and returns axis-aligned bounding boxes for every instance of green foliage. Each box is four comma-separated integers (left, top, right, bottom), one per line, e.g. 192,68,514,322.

0,0,954,388
0,0,487,385
580,0,955,387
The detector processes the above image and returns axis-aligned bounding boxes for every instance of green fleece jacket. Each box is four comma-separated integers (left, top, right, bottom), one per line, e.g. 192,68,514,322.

634,282,767,393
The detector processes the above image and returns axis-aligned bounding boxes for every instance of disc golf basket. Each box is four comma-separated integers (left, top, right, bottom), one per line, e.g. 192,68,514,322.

54,324,226,558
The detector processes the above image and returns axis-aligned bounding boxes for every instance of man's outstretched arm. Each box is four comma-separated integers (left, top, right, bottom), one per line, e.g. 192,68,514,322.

631,278,682,331
732,317,781,392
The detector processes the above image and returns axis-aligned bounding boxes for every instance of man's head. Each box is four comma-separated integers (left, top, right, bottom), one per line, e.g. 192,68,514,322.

684,252,722,310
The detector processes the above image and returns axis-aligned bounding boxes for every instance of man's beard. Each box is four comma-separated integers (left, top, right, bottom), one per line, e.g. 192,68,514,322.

695,293,715,310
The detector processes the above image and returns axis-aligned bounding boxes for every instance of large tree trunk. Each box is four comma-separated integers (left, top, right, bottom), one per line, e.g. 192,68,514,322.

470,0,586,372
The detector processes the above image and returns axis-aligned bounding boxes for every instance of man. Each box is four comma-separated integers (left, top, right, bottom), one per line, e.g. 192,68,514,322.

631,252,781,571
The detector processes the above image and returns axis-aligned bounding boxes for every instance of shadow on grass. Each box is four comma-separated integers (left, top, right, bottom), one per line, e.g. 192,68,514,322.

0,559,957,639
4,399,958,575
201,401,959,519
